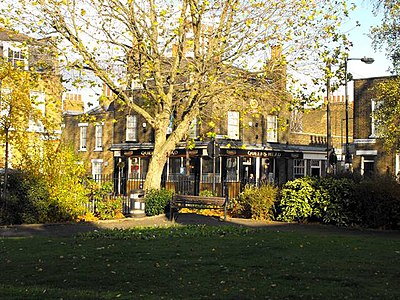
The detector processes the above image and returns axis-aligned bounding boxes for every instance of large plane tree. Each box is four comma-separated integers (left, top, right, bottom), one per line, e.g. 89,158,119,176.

5,0,352,189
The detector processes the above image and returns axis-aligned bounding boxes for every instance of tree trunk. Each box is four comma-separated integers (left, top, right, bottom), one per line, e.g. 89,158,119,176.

2,127,9,205
144,148,168,190
144,122,188,190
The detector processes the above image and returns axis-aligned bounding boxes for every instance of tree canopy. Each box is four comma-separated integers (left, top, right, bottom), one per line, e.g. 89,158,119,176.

4,0,353,189
371,0,400,72
369,1,400,151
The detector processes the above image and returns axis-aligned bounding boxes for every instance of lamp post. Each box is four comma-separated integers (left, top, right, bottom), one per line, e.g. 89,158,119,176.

326,62,332,174
344,56,374,169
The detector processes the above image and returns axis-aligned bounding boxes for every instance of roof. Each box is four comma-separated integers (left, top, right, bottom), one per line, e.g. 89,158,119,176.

0,28,31,42
85,105,106,115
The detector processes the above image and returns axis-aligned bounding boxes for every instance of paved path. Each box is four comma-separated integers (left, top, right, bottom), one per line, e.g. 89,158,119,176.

1,214,399,238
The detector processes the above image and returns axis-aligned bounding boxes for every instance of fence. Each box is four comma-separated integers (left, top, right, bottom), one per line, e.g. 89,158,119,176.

84,194,133,215
85,174,265,215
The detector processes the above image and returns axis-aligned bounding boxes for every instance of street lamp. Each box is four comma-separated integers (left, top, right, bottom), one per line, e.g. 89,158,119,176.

344,56,374,168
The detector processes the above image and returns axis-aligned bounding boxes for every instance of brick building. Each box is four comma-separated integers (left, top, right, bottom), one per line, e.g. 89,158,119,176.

0,28,62,168
353,76,399,177
288,95,353,172
63,80,337,197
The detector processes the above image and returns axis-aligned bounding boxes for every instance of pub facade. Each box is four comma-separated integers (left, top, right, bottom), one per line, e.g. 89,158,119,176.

63,86,329,198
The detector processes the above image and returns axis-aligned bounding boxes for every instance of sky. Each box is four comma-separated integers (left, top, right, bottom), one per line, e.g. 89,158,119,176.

77,1,392,110
329,0,392,101
345,1,391,79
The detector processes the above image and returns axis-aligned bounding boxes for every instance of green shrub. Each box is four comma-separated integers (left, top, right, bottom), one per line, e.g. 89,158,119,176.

319,177,357,226
0,171,50,225
96,196,123,220
353,176,400,229
277,177,328,222
199,189,215,197
145,188,173,216
278,177,359,225
230,184,278,220
87,181,113,202
17,143,89,222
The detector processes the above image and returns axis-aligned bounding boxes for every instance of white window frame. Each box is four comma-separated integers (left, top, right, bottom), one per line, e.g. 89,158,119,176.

188,118,198,139
95,123,103,151
28,92,45,132
266,115,278,142
3,41,28,70
91,159,103,182
293,159,306,178
396,153,400,179
227,111,240,140
126,115,138,142
310,159,321,177
78,123,88,151
361,156,375,176
370,99,383,138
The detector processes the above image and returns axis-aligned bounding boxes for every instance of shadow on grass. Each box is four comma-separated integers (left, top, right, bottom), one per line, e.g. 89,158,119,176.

1,212,399,238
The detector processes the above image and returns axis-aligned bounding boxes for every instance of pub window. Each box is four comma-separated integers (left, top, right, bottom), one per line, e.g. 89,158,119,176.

226,157,238,181
293,159,305,178
202,157,221,182
140,157,149,178
168,157,182,181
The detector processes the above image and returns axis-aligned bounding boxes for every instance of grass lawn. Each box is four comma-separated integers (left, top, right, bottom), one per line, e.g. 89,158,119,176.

0,225,399,299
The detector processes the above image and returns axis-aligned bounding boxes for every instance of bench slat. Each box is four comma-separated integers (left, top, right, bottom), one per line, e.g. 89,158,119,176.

170,194,228,221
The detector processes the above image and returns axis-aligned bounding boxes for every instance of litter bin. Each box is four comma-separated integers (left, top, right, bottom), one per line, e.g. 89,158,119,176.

129,189,145,217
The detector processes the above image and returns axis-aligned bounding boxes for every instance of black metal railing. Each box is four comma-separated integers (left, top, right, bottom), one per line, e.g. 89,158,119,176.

83,174,268,215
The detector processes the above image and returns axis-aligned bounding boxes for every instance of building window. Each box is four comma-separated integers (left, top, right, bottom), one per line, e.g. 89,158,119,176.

293,159,305,178
189,118,198,139
361,156,375,177
126,115,138,142
227,111,239,140
28,92,45,132
95,124,103,150
371,99,383,138
79,123,88,151
91,159,103,182
266,115,278,142
8,49,25,69
310,159,321,177
202,157,221,182
396,153,400,181
226,157,238,181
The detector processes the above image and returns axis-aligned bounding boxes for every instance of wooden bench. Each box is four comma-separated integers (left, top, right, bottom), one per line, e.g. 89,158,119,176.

169,194,229,221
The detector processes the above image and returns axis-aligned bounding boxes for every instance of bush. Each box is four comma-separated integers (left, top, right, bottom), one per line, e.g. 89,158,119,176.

145,188,173,216
230,184,278,220
17,143,89,222
353,176,400,229
199,189,215,196
319,177,357,226
0,171,50,225
277,177,328,222
96,196,123,220
277,175,400,229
